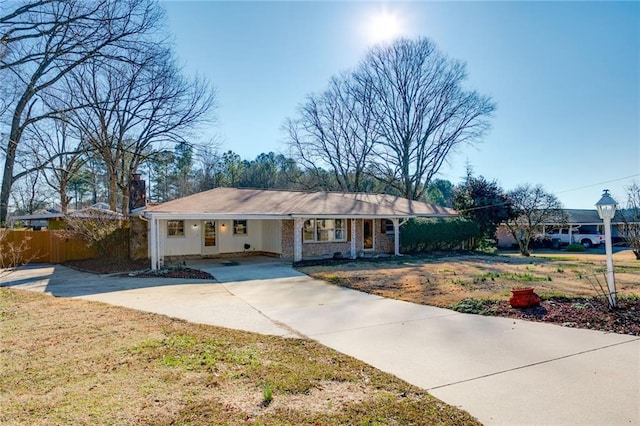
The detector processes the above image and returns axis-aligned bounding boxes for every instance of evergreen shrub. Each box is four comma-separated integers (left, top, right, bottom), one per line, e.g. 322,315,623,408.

400,218,482,253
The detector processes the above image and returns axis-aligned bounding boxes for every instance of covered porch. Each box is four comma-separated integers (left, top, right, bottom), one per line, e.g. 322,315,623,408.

145,214,284,269
144,214,403,270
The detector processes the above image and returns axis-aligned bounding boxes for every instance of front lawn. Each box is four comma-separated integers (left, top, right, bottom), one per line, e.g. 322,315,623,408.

0,288,479,425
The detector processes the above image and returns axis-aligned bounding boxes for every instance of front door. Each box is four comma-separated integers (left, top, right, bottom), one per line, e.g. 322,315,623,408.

363,219,374,251
202,220,218,255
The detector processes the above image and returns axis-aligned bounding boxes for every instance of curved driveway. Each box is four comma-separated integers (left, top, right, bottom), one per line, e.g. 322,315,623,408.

2,258,639,425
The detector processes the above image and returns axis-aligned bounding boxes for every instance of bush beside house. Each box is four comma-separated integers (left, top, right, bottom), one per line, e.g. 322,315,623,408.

400,218,481,253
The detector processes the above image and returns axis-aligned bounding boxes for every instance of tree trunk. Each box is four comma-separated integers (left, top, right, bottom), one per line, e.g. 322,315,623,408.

119,181,129,216
108,176,118,211
0,100,28,225
59,182,70,214
0,160,14,225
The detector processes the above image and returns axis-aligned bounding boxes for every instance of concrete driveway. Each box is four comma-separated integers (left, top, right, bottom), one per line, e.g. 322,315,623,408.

2,258,639,425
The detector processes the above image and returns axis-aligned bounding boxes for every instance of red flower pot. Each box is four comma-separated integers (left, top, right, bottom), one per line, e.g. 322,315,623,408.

509,287,541,308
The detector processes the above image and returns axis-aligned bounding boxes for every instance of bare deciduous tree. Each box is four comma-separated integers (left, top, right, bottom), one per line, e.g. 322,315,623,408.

287,74,378,192
286,37,495,200
22,117,86,213
619,181,640,260
504,184,568,256
357,38,495,200
9,168,51,215
0,0,161,224
0,228,37,269
57,47,215,213
192,139,222,192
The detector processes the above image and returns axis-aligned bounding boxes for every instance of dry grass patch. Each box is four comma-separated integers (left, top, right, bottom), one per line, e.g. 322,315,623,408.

0,288,479,425
300,250,640,308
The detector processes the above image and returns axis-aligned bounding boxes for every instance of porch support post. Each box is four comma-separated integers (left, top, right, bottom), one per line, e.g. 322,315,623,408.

568,225,573,244
293,217,303,262
350,218,357,259
393,218,400,256
149,216,158,271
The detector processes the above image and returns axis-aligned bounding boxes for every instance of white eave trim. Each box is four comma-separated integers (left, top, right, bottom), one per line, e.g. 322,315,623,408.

143,212,289,220
143,212,456,220
289,214,415,219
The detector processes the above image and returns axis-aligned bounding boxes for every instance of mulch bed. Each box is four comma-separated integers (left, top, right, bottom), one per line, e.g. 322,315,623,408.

64,257,150,274
492,298,640,336
134,268,214,280
63,257,213,280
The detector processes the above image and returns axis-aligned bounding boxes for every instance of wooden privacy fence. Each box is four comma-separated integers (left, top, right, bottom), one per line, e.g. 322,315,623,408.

1,230,96,264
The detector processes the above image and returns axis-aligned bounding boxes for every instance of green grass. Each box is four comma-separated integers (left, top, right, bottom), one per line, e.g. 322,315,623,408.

472,272,501,283
471,271,551,284
505,272,551,282
261,383,273,406
539,290,570,299
450,298,498,315
324,274,349,286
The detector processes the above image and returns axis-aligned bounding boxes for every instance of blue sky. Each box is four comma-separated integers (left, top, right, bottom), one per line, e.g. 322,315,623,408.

162,1,639,209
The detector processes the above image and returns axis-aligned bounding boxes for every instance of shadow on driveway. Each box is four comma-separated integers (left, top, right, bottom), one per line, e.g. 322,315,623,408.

185,257,304,283
0,263,218,297
0,257,304,298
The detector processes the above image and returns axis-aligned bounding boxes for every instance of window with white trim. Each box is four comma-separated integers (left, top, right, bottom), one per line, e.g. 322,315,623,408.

303,219,347,242
303,219,315,242
167,220,184,237
233,220,247,235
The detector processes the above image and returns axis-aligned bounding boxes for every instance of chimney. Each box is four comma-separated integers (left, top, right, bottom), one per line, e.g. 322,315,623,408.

129,172,146,212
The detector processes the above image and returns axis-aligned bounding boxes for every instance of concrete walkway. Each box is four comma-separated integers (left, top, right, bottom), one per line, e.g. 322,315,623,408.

2,259,639,425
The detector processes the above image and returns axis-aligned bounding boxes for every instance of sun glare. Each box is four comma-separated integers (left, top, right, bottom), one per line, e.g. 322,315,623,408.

367,10,402,43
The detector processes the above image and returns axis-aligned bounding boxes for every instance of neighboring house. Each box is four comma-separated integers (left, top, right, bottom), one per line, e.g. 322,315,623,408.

133,187,456,270
496,209,631,248
8,203,123,230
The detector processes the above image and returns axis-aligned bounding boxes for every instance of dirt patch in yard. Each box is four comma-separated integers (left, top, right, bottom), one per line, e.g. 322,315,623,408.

298,250,640,336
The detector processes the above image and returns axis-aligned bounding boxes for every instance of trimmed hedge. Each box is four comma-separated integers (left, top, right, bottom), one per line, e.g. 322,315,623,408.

400,218,482,253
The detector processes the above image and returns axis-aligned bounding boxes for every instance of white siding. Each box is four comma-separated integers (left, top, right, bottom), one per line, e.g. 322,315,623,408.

158,218,282,256
217,219,263,254
160,219,201,256
261,220,282,254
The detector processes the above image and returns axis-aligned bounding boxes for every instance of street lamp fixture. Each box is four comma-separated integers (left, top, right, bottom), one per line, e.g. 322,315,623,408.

595,189,617,308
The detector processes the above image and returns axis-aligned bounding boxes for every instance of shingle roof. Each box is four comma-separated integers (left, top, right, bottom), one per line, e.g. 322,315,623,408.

557,209,628,225
144,187,456,218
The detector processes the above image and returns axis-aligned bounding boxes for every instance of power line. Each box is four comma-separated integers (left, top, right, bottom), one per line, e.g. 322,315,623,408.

458,174,639,213
556,174,639,195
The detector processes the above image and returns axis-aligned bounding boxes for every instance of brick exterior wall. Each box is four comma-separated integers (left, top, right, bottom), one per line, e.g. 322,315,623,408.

496,225,517,248
281,219,295,259
282,218,396,260
376,224,395,254
303,241,353,259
